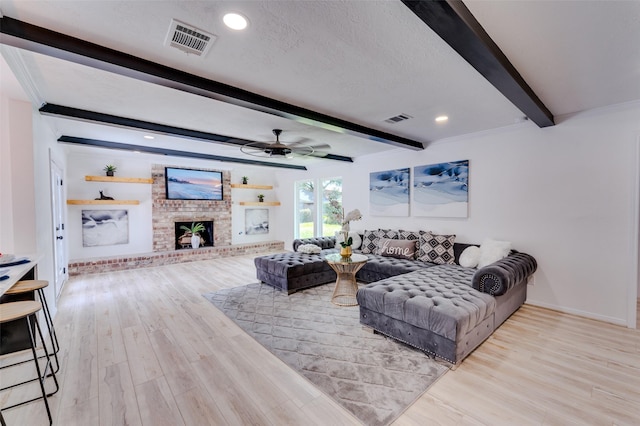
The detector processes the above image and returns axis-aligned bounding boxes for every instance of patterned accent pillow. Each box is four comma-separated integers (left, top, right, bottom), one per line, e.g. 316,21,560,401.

377,238,416,260
373,229,399,253
398,230,421,259
418,232,456,265
360,229,378,254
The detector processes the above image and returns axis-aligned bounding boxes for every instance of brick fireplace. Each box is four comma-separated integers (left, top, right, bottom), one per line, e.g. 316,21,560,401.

152,164,232,252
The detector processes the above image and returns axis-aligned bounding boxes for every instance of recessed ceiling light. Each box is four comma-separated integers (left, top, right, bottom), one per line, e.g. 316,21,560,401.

223,13,248,30
435,115,449,123
144,135,155,139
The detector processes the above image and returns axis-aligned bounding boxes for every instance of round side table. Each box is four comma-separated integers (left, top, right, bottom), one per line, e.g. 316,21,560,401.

324,253,368,306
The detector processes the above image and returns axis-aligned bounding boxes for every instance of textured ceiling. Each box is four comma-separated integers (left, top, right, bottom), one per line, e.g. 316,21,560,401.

1,0,638,169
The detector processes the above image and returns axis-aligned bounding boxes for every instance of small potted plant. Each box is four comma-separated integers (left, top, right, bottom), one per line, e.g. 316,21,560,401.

104,164,117,176
257,194,265,202
340,233,353,258
180,222,205,249
242,176,249,184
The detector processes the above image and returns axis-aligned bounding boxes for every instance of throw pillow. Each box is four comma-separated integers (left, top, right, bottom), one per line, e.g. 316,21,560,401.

297,244,322,254
377,238,416,260
459,245,481,268
398,230,422,259
477,238,512,268
360,229,378,254
334,231,362,250
417,232,456,265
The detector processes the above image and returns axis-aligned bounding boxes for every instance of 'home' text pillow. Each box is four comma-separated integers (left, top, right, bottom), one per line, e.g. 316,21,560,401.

377,238,416,260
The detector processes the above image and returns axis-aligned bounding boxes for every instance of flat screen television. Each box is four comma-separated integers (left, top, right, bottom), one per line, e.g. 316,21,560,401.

165,167,223,200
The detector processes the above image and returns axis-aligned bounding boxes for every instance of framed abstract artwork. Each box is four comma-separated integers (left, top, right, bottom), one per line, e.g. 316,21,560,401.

412,160,469,218
369,168,410,216
245,208,269,235
82,209,129,247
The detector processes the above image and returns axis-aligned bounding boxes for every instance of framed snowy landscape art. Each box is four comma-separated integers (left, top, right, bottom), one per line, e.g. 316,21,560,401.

412,160,469,218
369,168,410,216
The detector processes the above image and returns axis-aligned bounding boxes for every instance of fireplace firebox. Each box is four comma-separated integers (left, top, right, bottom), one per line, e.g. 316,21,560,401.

174,221,214,250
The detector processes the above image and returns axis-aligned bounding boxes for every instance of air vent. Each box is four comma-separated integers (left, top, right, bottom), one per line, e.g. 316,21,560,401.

165,19,216,57
384,113,413,124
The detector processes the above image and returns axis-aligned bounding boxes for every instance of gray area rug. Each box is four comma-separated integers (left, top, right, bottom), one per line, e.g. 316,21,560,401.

203,283,448,426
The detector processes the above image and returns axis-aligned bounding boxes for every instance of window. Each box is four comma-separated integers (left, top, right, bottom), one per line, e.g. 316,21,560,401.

295,177,342,238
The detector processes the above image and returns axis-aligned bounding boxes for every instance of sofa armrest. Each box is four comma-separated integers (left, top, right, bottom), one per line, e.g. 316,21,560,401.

472,252,537,296
292,236,337,252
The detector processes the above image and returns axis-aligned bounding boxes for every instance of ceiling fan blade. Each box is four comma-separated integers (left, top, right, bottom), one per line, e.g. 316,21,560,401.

286,137,314,147
247,142,274,149
308,143,331,150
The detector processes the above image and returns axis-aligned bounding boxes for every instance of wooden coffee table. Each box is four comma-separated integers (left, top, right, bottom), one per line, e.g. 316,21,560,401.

324,253,368,306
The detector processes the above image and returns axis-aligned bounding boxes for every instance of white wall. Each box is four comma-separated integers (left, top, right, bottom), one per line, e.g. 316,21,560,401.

0,96,66,317
66,150,280,260
0,98,36,253
275,102,640,327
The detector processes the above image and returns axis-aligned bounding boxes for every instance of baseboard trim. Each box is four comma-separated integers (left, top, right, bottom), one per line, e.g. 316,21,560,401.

525,299,627,327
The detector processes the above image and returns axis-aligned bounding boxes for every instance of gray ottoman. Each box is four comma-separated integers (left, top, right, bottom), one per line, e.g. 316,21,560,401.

254,252,336,294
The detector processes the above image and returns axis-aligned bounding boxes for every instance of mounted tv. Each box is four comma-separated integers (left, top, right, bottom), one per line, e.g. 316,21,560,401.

165,167,223,200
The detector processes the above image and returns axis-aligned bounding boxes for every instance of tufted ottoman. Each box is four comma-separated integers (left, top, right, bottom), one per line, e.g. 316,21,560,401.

357,264,499,366
254,252,337,294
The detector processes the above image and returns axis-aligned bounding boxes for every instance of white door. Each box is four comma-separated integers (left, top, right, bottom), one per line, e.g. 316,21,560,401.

50,158,68,298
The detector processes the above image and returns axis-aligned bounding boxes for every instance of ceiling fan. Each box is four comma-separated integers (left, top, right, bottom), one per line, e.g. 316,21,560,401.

240,129,330,159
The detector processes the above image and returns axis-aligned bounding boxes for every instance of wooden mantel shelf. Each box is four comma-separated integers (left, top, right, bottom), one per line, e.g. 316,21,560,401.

67,199,140,205
85,175,153,184
239,201,280,206
231,183,273,189
230,183,273,190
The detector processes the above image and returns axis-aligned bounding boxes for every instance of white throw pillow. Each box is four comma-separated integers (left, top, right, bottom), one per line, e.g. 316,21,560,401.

297,244,322,254
477,238,512,268
459,246,481,268
335,231,362,250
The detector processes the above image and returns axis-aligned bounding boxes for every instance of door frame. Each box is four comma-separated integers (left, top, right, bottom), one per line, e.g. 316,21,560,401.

49,153,68,299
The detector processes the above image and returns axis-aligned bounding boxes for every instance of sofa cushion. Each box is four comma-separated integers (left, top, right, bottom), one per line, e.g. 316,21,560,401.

361,229,378,254
418,232,456,265
459,246,481,268
478,238,512,268
398,230,422,258
357,265,496,340
377,238,416,260
356,254,433,281
297,244,322,254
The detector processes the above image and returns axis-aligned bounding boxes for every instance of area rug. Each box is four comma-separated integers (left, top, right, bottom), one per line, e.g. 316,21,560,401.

203,283,448,425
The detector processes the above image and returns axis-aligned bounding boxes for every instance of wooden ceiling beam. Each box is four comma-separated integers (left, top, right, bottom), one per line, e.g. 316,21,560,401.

402,0,554,128
1,16,425,151
57,136,309,170
40,103,354,163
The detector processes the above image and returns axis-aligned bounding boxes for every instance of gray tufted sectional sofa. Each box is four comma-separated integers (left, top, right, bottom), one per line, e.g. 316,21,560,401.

254,235,537,366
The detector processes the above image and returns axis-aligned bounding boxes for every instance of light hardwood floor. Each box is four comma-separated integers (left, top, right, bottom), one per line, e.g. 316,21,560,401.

1,252,639,425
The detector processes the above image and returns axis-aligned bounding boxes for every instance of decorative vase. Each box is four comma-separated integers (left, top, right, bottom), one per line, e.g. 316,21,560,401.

340,246,352,258
191,234,200,249
106,171,114,176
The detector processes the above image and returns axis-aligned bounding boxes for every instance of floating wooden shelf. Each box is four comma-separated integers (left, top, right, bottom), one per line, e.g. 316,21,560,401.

85,175,153,184
67,199,140,205
230,184,273,190
239,201,280,206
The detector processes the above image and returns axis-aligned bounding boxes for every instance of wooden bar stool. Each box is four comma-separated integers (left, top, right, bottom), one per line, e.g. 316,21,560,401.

0,301,59,425
3,280,60,373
